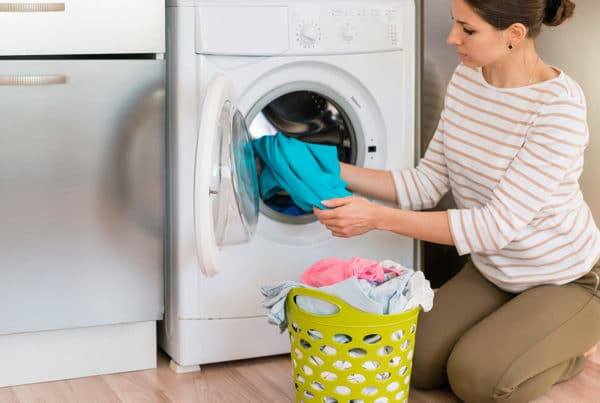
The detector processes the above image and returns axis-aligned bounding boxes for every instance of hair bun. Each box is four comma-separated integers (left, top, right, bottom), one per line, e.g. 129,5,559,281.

544,0,576,26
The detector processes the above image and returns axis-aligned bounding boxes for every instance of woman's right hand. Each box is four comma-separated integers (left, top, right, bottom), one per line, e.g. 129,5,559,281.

313,196,384,238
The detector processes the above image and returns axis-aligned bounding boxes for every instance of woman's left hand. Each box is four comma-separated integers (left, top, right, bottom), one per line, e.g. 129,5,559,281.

313,196,382,238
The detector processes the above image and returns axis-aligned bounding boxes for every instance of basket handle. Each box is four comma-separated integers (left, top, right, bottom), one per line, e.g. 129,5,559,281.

288,287,351,317
286,287,421,325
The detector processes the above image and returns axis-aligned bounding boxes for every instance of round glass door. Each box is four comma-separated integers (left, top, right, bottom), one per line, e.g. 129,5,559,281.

194,73,260,277
212,108,259,246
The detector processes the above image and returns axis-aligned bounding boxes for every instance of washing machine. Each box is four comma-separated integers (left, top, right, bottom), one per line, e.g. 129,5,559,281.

161,0,418,371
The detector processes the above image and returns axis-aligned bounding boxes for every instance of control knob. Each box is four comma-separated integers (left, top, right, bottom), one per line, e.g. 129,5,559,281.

297,22,320,46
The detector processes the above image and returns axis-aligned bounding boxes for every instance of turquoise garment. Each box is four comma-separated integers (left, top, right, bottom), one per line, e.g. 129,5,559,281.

252,133,351,211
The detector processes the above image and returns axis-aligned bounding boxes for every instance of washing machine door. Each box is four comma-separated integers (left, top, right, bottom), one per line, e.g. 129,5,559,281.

194,73,259,277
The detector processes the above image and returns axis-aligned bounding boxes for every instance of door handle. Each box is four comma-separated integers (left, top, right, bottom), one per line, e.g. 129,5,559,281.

0,75,67,86
0,2,65,12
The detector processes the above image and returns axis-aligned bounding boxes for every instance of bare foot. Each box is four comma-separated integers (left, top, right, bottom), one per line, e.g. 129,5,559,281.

584,345,597,358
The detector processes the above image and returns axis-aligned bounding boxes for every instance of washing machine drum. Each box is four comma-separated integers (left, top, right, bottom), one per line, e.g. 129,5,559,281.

264,91,327,128
263,91,349,152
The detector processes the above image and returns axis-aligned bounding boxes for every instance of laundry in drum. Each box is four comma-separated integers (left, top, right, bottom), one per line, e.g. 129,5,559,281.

252,132,351,212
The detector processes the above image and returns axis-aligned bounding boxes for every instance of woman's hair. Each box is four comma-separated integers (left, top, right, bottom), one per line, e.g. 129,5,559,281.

464,0,576,38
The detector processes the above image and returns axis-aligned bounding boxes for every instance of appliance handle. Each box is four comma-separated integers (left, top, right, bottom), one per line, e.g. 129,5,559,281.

0,75,67,86
0,2,65,12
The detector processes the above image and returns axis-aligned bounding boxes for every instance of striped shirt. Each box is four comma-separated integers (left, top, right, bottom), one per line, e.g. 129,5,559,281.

392,63,600,292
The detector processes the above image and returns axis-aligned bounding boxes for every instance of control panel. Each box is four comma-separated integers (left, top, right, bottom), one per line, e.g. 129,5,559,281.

195,1,414,57
288,3,410,54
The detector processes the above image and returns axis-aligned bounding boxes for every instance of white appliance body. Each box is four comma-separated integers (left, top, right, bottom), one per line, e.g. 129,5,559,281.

161,0,418,367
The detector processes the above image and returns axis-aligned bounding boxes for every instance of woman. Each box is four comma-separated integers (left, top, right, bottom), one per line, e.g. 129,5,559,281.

313,0,600,402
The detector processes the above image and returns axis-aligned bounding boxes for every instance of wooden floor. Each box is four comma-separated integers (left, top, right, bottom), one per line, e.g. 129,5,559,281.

1,346,598,402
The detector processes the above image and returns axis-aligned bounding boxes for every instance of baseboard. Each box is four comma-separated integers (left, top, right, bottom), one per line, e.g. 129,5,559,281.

159,316,290,368
0,321,157,387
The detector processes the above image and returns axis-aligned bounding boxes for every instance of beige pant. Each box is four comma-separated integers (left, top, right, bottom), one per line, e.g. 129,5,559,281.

411,260,600,403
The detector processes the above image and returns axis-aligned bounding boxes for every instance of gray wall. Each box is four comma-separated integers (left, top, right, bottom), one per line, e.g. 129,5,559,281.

422,0,455,150
422,0,455,212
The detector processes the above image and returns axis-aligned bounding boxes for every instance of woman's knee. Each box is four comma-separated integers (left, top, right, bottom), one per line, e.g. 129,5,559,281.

447,336,504,403
410,261,510,390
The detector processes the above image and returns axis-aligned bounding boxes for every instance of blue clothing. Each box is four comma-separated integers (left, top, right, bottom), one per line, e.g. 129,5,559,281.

252,133,351,211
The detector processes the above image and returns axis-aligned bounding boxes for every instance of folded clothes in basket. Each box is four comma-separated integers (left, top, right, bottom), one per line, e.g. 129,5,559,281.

261,258,434,332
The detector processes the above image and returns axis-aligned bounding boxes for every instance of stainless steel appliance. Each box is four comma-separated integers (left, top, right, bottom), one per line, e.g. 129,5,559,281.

0,1,165,387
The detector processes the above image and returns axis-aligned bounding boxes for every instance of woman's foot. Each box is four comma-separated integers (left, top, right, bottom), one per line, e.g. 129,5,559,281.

584,345,597,358
556,356,586,384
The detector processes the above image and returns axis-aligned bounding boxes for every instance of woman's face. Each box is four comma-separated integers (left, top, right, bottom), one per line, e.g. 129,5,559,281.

447,0,508,67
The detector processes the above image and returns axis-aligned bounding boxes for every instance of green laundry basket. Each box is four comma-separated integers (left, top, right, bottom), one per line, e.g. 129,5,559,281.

286,287,420,403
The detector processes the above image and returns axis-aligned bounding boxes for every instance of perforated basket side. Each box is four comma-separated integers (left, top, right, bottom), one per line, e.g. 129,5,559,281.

286,288,420,403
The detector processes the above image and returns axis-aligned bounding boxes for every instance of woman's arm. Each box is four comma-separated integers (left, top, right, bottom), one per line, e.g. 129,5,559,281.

340,163,398,203
314,196,454,245
343,111,451,209
322,96,588,251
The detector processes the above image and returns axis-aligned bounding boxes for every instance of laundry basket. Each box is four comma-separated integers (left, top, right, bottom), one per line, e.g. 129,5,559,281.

286,287,420,403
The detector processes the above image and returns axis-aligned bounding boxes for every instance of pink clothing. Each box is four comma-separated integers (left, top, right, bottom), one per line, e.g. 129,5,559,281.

301,256,404,287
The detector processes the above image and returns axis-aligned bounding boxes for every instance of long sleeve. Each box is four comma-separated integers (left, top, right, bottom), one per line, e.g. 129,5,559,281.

392,110,451,210
449,97,589,255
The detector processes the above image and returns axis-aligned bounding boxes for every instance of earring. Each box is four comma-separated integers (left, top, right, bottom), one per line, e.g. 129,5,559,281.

508,44,513,49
